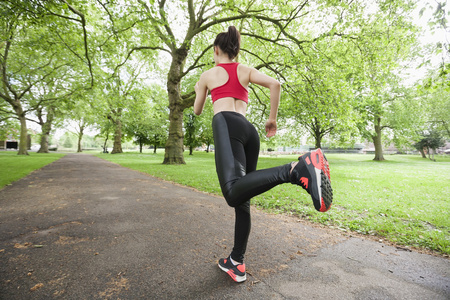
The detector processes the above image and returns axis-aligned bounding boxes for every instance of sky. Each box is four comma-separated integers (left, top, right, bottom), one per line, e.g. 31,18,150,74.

405,0,449,84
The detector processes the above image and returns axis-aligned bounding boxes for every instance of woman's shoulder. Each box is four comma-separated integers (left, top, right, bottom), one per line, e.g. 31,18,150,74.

200,67,216,79
203,66,223,75
237,63,256,71
237,64,255,77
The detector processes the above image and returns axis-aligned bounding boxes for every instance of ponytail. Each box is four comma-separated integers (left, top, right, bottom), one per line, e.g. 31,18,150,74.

214,26,241,60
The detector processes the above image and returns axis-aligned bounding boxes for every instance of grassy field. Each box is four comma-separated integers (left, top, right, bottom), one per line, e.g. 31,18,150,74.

0,152,66,188
1,150,448,255
97,151,450,255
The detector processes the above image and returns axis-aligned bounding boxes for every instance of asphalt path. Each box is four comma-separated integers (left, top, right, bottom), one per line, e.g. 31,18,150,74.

0,154,449,299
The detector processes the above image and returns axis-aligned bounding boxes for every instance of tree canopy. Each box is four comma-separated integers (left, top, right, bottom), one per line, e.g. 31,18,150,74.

1,0,446,161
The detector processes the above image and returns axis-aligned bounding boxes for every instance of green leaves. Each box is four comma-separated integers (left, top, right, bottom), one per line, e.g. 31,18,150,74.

1,0,438,159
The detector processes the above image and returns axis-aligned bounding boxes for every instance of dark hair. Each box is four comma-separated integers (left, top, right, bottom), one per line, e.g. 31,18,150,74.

214,26,241,60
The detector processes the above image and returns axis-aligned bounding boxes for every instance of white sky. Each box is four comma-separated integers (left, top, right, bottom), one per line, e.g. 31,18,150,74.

403,0,449,84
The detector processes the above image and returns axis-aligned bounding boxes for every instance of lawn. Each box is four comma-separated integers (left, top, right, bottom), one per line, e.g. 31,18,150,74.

0,152,66,188
97,151,450,255
1,150,447,255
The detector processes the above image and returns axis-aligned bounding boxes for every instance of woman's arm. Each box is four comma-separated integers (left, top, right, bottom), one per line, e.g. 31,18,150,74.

249,68,281,137
194,74,209,116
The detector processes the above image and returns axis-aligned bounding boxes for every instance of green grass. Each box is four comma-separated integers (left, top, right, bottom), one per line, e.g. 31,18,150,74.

1,150,447,255
97,151,450,255
0,152,66,189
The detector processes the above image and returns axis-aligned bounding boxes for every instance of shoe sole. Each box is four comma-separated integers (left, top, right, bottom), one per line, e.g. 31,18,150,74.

311,148,331,181
308,149,333,212
319,171,333,212
218,263,247,283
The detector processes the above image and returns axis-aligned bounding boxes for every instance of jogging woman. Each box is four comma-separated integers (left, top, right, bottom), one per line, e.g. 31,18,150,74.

194,26,333,283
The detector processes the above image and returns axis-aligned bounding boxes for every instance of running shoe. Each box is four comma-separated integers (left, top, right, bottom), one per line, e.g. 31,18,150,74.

218,256,247,283
291,148,333,212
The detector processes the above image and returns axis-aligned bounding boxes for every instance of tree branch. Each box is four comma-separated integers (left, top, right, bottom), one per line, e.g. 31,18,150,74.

158,0,177,47
137,0,175,51
240,49,288,82
180,91,196,110
60,0,94,87
114,46,170,75
0,106,14,115
0,115,17,122
26,117,41,125
182,44,214,77
1,37,19,100
54,30,85,63
248,84,269,121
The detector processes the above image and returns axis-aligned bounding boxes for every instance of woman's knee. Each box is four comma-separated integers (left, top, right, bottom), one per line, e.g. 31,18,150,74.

223,193,250,209
224,195,239,207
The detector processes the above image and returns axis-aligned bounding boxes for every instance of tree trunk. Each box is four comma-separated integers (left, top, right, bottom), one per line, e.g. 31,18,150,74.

103,136,109,153
427,147,436,161
38,133,49,153
372,117,385,161
163,48,188,164
312,118,322,149
314,136,322,149
139,141,143,153
164,105,185,163
37,107,55,153
77,124,85,153
111,119,123,154
77,134,83,152
15,105,29,155
419,148,426,158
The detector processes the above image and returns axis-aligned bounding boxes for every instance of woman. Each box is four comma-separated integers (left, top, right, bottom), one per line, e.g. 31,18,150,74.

194,26,332,283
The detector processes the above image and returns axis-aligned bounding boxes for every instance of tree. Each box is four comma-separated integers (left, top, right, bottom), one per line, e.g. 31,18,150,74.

63,92,97,153
283,38,356,149
98,65,149,154
125,121,152,153
62,133,74,149
35,104,57,153
415,1,450,144
1,0,426,160
355,77,425,160
191,98,214,152
418,69,450,140
0,117,19,141
348,2,419,160
418,0,449,91
0,1,93,155
123,85,169,153
414,130,446,160
95,119,114,153
183,109,201,155
112,0,337,164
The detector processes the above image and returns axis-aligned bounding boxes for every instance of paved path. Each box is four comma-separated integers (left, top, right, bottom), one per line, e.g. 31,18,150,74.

0,154,448,299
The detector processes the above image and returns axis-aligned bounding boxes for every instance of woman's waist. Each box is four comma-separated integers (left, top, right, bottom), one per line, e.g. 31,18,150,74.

213,99,247,116
213,109,246,117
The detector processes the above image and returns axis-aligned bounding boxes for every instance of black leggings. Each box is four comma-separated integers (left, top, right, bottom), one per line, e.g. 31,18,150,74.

212,112,291,262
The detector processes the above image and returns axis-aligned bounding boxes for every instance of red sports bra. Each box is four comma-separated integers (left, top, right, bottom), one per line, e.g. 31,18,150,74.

210,63,249,103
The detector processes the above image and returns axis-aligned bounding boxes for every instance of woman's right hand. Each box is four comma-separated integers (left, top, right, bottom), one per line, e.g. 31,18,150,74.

265,119,277,137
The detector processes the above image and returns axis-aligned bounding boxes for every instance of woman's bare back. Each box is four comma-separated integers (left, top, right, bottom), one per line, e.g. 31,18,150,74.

203,64,252,115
